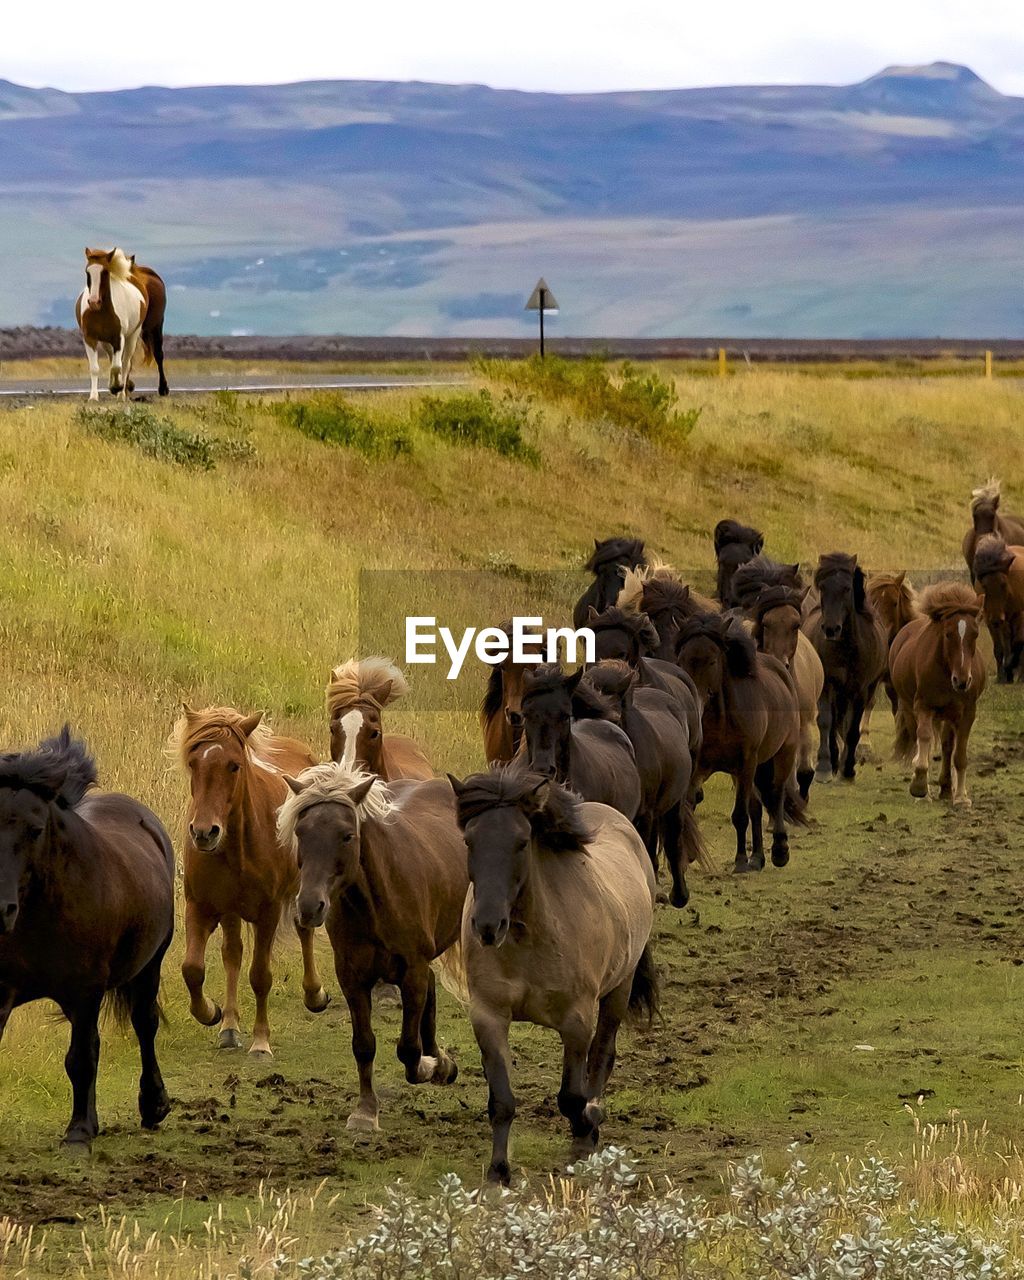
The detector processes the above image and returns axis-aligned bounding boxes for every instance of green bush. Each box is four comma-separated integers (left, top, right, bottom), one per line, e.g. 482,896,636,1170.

271,396,413,458
417,389,539,462
76,405,255,471
477,354,701,443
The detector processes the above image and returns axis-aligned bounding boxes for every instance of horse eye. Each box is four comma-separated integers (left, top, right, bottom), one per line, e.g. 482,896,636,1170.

342,833,354,844
228,762,241,774
369,729,381,740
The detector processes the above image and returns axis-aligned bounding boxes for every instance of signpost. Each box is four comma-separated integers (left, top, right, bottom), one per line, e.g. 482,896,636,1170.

525,278,559,358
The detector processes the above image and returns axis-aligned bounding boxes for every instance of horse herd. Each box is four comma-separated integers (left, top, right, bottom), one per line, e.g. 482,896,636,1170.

0,480,1019,1183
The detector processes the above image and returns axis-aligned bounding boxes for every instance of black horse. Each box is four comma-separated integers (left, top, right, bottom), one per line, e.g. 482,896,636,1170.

572,537,646,628
714,519,765,604
0,728,175,1148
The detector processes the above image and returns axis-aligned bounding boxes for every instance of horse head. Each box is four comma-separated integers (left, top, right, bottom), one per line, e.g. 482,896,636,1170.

180,707,264,852
814,553,864,641
516,664,583,779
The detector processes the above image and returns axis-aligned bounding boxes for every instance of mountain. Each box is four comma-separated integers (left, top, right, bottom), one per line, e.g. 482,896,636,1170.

1,63,1023,337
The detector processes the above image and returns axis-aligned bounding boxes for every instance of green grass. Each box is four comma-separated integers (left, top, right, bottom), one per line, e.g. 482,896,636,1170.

1,363,1024,1274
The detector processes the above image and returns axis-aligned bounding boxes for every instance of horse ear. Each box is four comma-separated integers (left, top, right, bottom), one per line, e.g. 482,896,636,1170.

182,701,200,722
753,535,765,554
376,680,393,706
586,605,601,623
348,777,376,808
522,777,550,812
239,711,264,739
283,774,307,795
895,570,906,586
563,667,585,694
446,772,466,798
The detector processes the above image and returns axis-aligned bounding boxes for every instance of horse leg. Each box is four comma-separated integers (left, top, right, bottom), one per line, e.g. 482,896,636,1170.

472,1006,516,1184
218,913,244,1049
417,967,458,1084
61,994,103,1148
952,709,976,808
557,1009,599,1160
152,324,169,396
766,759,791,867
938,722,955,801
397,964,452,1084
84,341,100,401
293,914,331,1013
247,910,279,1057
857,690,875,763
128,940,172,1130
181,901,222,1028
585,979,632,1139
661,803,689,908
910,705,934,800
841,693,865,781
797,711,815,802
731,757,756,873
634,812,658,877
748,785,765,872
108,337,124,396
121,329,141,398
343,983,380,1131
814,689,833,783
831,689,848,778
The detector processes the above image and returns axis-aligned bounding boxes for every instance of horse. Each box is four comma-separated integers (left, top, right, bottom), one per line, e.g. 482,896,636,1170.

617,563,718,661
713,519,764,604
0,727,174,1148
76,248,147,400
279,764,466,1131
861,571,919,757
171,706,331,1058
802,553,887,783
480,621,545,763
572,537,646,628
129,256,170,397
676,613,803,873
326,658,432,779
891,583,986,806
511,664,641,820
973,535,1024,683
583,660,704,908
963,480,1024,582
448,768,656,1184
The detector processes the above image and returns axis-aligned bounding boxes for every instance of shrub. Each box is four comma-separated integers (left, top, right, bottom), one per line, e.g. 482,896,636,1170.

417,390,539,462
271,396,412,458
478,354,701,443
75,405,254,471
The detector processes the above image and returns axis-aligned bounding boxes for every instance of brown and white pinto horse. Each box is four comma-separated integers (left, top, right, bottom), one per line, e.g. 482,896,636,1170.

327,658,433,779
172,706,331,1058
75,248,168,400
891,583,985,806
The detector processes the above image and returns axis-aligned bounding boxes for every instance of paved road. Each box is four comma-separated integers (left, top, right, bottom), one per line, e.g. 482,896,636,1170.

0,372,463,399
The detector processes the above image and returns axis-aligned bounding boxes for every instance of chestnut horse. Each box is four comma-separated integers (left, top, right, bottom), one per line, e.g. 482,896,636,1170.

802,553,886,783
326,658,432,779
76,248,147,400
676,613,803,873
891,583,985,806
572,537,646,628
714,518,764,604
480,621,544,763
449,769,656,1184
963,480,1024,582
0,728,174,1148
280,764,466,1131
172,706,330,1058
973,536,1024,682
861,571,919,757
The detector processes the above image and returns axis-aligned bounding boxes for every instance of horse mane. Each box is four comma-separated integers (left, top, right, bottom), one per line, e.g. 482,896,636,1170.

276,762,396,851
169,706,282,768
731,556,803,611
453,766,593,854
0,726,98,809
587,604,661,654
918,582,982,622
814,551,858,582
676,612,758,678
584,537,645,573
522,663,617,721
866,572,919,621
86,247,133,280
749,583,804,623
714,519,764,556
970,478,1001,519
619,564,718,622
973,534,1015,579
326,657,410,717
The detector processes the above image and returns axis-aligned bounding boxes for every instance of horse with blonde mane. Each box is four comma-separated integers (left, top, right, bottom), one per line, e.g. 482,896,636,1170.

279,764,466,1131
891,583,985,805
76,248,168,400
172,706,330,1058
963,481,1024,583
617,562,718,661
326,658,432,779
860,571,919,758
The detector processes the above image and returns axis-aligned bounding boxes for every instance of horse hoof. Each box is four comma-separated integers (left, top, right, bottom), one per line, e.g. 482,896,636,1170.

61,1132,95,1155
140,1090,172,1130
373,982,402,1006
670,886,689,908
814,769,833,784
218,1028,242,1050
771,848,790,868
953,795,973,809
839,773,856,785
655,889,670,905
248,1047,274,1061
434,1055,458,1085
305,988,331,1014
487,1160,512,1186
733,861,755,875
413,1055,439,1083
158,385,169,397
909,777,929,799
346,1111,380,1133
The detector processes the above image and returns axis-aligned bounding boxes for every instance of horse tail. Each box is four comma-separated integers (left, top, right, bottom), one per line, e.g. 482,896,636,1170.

682,803,714,874
784,783,810,827
435,939,470,1006
137,332,154,366
102,986,135,1031
893,703,916,762
627,944,659,1026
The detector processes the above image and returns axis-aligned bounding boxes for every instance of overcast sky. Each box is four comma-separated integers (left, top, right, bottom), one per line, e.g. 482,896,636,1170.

5,0,1024,96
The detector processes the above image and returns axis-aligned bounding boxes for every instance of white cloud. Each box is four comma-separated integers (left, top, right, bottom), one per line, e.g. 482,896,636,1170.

4,0,1024,96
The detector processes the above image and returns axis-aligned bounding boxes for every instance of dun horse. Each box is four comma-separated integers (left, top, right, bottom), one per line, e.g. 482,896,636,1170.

891,583,985,806
963,481,1024,582
326,658,432,779
0,728,174,1147
572,537,646,628
173,706,330,1057
676,613,803,872
449,769,656,1183
803,553,886,783
973,536,1024,683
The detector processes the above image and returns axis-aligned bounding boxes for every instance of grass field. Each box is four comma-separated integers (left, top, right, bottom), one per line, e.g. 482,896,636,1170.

0,362,1023,1276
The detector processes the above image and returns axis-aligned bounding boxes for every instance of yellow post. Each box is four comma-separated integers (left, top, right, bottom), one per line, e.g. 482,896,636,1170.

985,349,993,380
718,347,727,377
